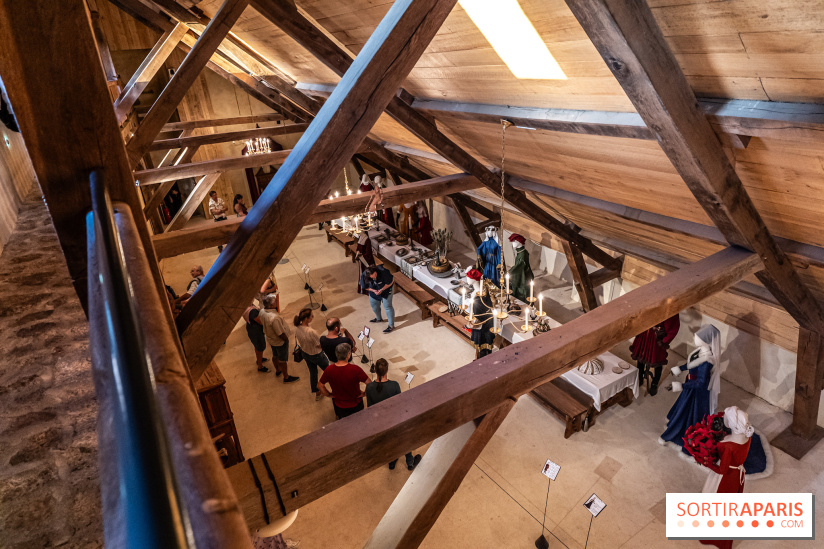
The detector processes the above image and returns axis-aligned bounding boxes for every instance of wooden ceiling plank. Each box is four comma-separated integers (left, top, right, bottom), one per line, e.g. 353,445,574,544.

175,0,461,379
256,1,621,272
151,172,481,258
125,0,251,167
114,22,190,125
565,0,824,335
228,246,760,529
150,122,308,150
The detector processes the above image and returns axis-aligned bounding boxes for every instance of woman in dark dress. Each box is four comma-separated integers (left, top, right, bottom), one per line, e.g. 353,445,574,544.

659,324,721,452
244,304,269,372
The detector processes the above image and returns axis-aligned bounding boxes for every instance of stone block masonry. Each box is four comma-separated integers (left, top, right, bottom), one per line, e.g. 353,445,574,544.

0,190,102,548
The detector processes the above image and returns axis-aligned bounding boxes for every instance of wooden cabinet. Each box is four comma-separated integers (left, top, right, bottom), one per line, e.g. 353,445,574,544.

195,362,244,467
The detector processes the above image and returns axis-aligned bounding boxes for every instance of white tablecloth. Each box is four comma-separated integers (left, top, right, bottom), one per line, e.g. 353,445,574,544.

362,221,638,410
561,354,638,411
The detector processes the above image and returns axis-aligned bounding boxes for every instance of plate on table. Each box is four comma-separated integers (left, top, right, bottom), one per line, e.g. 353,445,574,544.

396,248,409,257
619,362,631,370
450,279,461,285
407,256,420,265
612,366,623,374
375,235,388,243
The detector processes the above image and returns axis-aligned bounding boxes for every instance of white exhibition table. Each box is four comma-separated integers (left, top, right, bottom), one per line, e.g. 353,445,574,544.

359,222,638,409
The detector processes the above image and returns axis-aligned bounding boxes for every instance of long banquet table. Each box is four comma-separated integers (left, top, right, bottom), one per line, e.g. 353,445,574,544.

357,222,639,410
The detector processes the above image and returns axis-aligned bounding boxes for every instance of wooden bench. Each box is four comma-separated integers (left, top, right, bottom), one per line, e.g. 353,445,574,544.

428,302,473,344
325,227,356,256
530,377,594,439
393,272,437,319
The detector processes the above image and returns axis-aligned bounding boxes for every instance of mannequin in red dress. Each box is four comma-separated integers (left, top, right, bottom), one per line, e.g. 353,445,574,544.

700,406,754,549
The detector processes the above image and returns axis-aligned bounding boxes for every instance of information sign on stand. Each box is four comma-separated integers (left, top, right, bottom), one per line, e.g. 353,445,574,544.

367,338,375,349
540,459,560,481
357,332,365,341
404,372,415,386
583,494,606,518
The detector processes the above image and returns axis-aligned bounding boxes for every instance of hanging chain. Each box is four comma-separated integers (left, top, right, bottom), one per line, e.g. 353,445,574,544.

343,165,350,194
499,119,511,235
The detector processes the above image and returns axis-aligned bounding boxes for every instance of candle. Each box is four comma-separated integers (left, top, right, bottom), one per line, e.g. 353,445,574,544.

468,295,474,320
524,306,530,331
539,293,543,316
335,191,339,198
530,280,534,301
461,288,466,310
505,273,510,294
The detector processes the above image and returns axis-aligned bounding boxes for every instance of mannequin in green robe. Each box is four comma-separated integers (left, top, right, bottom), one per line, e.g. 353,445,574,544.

508,233,533,302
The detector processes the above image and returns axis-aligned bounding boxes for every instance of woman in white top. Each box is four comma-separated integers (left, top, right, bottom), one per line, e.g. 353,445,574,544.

294,307,330,401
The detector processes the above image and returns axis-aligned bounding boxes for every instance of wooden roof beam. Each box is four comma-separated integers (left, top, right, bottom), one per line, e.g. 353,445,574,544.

152,173,482,258
163,113,284,131
135,149,292,185
256,1,620,272
175,0,460,379
227,246,760,529
125,0,251,167
150,123,308,150
507,176,824,271
565,0,824,334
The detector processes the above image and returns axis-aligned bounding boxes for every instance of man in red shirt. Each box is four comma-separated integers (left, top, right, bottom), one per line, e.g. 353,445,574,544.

317,342,370,419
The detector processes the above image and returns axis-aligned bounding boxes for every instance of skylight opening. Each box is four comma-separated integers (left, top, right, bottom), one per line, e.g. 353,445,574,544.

458,0,566,80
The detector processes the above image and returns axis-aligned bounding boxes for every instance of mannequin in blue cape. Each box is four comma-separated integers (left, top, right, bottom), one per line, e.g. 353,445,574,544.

659,324,722,453
476,226,501,287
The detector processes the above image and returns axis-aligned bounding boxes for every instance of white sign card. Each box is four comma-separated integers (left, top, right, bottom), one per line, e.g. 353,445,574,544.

363,326,371,337
301,263,307,272
405,372,415,385
357,332,365,341
317,283,324,291
367,338,375,349
540,459,561,481
583,494,606,517
304,267,310,276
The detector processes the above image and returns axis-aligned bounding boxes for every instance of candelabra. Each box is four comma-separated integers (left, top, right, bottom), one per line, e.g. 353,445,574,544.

244,137,272,155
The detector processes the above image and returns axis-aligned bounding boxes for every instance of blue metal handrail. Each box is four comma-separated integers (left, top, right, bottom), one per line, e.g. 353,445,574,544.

87,170,193,548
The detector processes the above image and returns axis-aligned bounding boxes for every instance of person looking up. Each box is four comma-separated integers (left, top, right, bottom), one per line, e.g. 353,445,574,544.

317,343,369,419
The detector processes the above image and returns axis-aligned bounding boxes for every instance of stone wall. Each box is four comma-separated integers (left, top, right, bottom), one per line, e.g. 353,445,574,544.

0,190,102,548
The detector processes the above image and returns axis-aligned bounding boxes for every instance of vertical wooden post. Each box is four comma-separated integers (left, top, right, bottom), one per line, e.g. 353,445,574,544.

792,328,824,439
562,240,598,312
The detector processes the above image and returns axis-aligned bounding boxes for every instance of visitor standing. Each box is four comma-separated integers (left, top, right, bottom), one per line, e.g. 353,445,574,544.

366,358,422,471
256,294,299,383
360,265,395,333
244,304,269,373
294,307,329,401
320,317,357,363
317,343,369,419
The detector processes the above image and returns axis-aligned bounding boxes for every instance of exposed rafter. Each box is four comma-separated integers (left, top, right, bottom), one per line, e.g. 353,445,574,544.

257,1,621,272
175,0,461,379
150,123,307,150
564,0,824,335
151,173,483,258
125,0,251,167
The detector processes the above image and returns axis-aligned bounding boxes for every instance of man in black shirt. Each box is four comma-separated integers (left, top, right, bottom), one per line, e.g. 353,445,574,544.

320,317,357,363
360,265,395,333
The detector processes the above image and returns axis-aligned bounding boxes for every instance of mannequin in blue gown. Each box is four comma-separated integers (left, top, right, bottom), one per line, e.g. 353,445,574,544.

659,325,721,453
